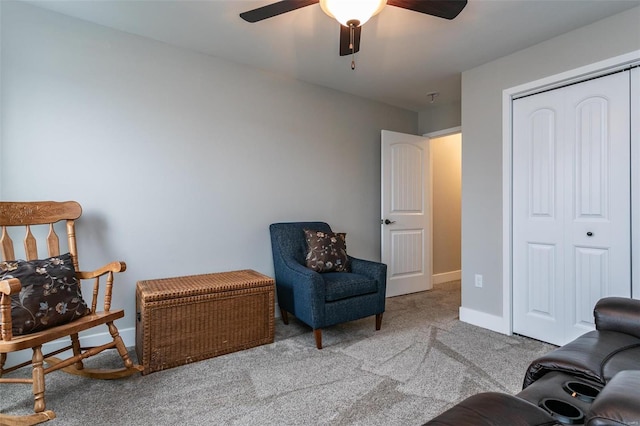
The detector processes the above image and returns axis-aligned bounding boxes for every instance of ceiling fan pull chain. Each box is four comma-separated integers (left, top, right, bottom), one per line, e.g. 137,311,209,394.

349,22,356,70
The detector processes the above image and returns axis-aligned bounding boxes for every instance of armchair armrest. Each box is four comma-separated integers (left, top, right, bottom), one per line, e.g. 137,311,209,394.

349,256,387,280
594,297,640,339
275,257,326,326
349,256,387,312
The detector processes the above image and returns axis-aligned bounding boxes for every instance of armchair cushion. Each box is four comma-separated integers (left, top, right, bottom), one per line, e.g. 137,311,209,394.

323,272,378,302
304,229,350,273
0,253,90,335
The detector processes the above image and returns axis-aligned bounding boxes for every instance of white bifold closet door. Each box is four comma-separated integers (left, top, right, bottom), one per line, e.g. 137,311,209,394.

512,70,631,346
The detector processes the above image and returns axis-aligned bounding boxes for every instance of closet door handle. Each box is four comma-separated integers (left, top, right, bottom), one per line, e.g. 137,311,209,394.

587,232,593,237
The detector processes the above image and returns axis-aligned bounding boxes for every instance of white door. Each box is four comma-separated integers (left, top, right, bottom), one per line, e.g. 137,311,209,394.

632,67,640,298
381,130,431,297
513,71,631,346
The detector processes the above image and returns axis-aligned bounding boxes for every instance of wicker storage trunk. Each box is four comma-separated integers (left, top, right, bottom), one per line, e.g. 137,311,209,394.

135,269,274,375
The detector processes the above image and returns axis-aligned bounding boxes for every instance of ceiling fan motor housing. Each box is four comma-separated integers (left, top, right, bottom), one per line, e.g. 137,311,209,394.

319,0,387,27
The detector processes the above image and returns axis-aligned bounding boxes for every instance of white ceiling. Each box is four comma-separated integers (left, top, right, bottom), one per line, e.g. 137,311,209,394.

24,0,640,111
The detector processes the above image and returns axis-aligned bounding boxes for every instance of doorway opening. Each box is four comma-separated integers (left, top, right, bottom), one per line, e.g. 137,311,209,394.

426,128,462,286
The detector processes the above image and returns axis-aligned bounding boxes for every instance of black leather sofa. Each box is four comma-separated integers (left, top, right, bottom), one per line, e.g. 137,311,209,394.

425,297,640,426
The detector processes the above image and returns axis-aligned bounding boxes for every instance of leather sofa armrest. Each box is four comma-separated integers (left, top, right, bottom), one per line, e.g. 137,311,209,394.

594,297,640,339
424,392,557,426
586,370,640,426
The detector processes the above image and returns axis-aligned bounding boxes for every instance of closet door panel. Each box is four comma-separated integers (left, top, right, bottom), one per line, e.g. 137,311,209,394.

513,70,631,346
513,92,565,344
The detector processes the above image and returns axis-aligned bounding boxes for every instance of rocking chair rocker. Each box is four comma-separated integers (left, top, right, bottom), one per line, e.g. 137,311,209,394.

0,201,142,425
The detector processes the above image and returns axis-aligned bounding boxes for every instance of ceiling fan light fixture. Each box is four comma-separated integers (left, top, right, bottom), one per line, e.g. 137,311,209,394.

319,0,387,27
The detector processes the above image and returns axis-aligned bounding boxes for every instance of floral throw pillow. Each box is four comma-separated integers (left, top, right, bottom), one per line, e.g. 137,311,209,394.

0,253,90,336
304,229,350,273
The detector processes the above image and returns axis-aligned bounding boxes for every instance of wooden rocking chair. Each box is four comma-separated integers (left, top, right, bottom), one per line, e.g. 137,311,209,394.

0,201,142,425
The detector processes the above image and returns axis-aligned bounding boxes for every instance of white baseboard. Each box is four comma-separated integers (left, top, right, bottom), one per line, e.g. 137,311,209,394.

459,306,511,335
5,327,136,368
432,270,461,285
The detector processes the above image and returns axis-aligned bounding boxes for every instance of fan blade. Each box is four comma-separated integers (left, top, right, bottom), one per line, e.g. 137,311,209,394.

339,25,361,56
387,0,467,20
240,0,319,23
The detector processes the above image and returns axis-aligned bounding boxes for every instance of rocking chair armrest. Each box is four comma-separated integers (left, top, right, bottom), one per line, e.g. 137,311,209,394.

0,277,22,295
77,261,127,280
1,278,21,341
77,261,126,312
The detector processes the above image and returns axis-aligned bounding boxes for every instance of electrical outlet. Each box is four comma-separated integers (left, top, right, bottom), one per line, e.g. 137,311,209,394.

475,274,483,288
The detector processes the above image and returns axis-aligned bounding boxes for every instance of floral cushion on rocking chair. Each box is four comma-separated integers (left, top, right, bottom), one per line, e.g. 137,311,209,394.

0,252,90,336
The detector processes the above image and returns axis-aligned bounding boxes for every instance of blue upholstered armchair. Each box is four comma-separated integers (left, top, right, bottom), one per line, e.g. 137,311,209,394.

269,222,387,349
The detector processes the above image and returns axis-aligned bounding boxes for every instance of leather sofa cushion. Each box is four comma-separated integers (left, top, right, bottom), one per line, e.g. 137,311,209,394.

586,370,640,426
523,330,640,388
602,346,640,383
423,392,557,426
323,272,378,302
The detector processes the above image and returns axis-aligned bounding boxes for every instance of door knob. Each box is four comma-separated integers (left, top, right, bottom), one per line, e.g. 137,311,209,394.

587,232,593,237
384,219,396,225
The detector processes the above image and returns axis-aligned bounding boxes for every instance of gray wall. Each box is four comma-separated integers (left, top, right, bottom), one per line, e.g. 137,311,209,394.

0,1,417,344
418,101,461,135
461,6,640,319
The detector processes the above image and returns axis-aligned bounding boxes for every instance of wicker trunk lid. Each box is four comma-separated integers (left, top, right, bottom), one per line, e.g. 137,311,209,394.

136,269,274,375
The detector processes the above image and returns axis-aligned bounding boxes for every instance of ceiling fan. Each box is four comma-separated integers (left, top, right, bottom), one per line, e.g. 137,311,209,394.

240,0,467,67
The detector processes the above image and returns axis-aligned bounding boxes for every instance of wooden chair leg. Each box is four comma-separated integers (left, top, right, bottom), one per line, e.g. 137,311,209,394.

314,329,322,350
376,313,383,331
108,322,134,369
280,308,289,325
70,333,84,371
0,353,54,426
32,346,46,414
1,351,53,426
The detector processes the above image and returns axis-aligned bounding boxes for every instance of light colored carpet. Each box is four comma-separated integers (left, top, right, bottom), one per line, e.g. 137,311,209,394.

2,281,555,425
